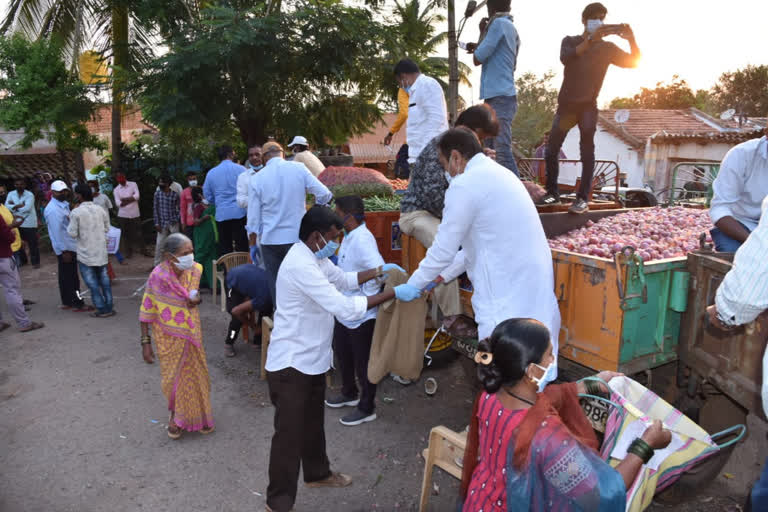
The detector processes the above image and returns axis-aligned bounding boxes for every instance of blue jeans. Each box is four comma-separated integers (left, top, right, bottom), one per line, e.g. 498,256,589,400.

753,457,768,510
710,224,750,253
114,250,125,264
484,95,519,176
78,263,113,314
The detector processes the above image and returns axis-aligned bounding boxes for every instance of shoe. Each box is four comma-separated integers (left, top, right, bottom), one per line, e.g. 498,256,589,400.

391,374,412,385
305,472,352,488
568,198,589,214
225,344,236,357
536,193,561,206
324,394,359,408
340,409,377,426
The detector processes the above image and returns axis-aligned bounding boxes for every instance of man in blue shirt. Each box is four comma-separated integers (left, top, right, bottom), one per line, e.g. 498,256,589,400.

203,145,249,256
43,181,88,311
466,0,520,176
224,263,272,357
5,178,40,267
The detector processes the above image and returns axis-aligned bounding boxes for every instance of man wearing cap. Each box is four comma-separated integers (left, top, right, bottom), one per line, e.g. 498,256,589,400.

247,141,333,304
204,144,249,256
43,181,90,311
287,136,326,178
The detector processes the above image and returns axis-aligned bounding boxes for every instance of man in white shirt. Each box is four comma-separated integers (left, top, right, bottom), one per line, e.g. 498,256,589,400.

247,141,333,304
6,178,40,267
324,196,386,426
237,145,264,250
287,136,326,177
706,196,768,511
394,58,449,163
404,128,561,363
264,205,414,512
709,127,768,252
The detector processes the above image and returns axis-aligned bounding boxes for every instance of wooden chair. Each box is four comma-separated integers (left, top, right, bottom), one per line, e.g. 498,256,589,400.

212,252,251,312
419,426,467,512
260,316,273,380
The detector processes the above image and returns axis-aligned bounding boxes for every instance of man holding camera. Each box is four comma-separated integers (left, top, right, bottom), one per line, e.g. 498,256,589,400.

539,2,641,214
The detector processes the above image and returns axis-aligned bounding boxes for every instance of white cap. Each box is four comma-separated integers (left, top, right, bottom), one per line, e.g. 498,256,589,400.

51,180,68,192
287,136,308,148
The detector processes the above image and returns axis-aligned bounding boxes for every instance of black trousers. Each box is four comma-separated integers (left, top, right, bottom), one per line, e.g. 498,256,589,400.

19,227,40,266
267,367,331,512
57,252,84,308
333,319,377,414
117,217,145,257
216,217,249,256
545,103,599,200
261,243,293,306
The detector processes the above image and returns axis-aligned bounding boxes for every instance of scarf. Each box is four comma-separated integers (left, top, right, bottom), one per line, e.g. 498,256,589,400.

139,261,202,347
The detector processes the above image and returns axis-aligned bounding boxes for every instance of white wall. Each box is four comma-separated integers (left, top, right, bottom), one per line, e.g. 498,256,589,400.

561,125,645,188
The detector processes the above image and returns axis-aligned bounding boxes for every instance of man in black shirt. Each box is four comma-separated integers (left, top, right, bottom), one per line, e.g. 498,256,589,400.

539,2,640,214
224,263,272,357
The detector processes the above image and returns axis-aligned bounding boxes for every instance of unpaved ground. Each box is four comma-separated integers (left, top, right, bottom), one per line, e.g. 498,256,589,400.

0,254,764,511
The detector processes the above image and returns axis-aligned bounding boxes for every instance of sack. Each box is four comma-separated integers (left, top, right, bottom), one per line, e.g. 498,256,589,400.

106,226,121,254
593,376,745,512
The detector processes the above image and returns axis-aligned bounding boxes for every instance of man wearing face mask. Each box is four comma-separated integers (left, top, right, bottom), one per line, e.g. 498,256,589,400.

287,136,326,178
404,128,561,367
179,171,199,242
113,172,146,258
68,184,115,318
539,2,640,214
43,181,90,312
237,145,264,210
5,178,40,268
153,174,181,266
393,58,449,164
264,205,415,512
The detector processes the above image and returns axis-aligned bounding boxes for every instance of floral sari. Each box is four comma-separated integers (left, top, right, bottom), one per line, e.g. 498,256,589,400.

139,261,213,432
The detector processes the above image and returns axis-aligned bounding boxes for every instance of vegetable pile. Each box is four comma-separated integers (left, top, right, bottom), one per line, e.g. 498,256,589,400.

319,166,393,198
548,207,713,261
364,195,401,212
389,178,409,191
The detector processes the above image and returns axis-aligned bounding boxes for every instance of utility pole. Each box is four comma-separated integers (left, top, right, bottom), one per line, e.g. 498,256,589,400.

447,0,459,125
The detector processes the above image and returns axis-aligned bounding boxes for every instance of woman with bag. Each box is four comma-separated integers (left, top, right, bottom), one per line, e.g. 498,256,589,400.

460,318,671,511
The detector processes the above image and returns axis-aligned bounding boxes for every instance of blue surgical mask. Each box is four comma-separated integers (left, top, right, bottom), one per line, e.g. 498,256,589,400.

248,162,264,171
314,234,339,260
532,361,557,393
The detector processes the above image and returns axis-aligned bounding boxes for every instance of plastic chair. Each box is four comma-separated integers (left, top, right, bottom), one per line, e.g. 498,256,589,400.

212,252,251,312
419,426,467,512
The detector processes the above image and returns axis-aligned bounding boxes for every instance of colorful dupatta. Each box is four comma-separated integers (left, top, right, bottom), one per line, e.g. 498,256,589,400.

140,261,203,347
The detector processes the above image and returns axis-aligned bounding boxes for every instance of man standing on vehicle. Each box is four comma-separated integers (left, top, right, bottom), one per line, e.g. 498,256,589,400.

465,0,521,175
707,196,768,511
539,2,641,214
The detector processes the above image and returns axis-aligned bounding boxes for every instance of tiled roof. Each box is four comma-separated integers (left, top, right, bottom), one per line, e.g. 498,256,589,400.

346,113,406,164
0,151,82,180
649,128,764,144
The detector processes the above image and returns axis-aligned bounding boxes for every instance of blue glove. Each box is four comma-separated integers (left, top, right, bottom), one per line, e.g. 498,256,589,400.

382,263,406,274
394,283,422,302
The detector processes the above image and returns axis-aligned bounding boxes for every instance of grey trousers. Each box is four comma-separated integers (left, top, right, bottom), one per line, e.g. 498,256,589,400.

0,257,30,328
154,223,180,265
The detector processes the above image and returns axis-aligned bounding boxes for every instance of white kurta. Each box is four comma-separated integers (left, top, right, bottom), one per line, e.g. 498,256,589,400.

405,74,449,163
407,153,561,356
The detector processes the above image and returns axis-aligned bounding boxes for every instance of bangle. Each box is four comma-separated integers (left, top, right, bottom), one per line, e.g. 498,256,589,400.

627,437,654,464
141,335,151,345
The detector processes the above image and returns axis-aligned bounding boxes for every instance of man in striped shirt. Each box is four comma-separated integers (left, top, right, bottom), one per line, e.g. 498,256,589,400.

707,195,768,511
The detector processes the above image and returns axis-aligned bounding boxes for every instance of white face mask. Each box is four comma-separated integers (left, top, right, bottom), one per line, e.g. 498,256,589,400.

586,19,603,34
531,361,557,393
173,253,195,271
188,179,198,187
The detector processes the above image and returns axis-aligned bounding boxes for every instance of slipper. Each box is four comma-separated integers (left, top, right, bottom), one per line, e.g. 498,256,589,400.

22,299,36,305
18,322,44,332
58,305,73,310
200,425,215,435
72,305,96,313
90,311,117,318
0,322,10,333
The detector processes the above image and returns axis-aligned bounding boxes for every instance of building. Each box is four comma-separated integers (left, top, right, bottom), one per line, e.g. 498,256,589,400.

0,129,84,182
344,113,406,172
83,105,155,169
560,108,764,197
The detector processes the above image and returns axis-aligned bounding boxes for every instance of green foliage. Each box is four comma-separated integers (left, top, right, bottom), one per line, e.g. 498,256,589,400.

510,71,559,157
136,4,389,148
330,183,395,199
710,65,768,117
0,34,104,153
608,75,711,111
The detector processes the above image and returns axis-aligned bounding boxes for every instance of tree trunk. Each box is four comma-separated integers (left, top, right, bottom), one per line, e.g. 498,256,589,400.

237,118,268,149
447,0,459,125
111,5,130,172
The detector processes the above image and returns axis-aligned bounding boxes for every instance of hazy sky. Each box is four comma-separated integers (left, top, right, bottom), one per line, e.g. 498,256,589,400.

2,0,766,109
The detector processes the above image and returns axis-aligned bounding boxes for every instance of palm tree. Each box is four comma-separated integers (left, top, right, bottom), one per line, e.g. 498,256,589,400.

377,0,471,110
0,0,195,170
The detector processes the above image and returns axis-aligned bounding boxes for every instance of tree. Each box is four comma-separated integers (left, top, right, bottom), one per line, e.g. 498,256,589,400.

510,71,559,157
1,0,196,171
608,75,708,110
137,4,390,147
710,65,768,117
0,34,104,175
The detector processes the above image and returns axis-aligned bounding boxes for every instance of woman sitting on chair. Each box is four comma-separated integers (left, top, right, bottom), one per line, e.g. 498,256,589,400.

461,318,671,511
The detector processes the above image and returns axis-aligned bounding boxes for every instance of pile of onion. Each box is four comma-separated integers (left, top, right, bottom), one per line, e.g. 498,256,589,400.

548,207,713,261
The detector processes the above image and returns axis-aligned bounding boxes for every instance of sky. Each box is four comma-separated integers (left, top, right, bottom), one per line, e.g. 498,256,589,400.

1,0,766,110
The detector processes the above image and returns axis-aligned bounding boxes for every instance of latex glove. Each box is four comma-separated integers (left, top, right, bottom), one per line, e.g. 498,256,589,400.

394,283,422,302
382,263,406,274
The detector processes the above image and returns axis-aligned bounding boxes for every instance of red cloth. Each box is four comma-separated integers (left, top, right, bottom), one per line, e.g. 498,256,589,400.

179,187,195,227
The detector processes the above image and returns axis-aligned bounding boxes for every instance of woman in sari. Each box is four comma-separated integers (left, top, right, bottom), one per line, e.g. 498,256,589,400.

140,232,214,439
190,187,217,290
461,319,671,511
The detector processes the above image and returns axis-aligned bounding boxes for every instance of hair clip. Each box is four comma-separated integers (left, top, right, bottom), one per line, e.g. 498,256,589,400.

474,351,493,366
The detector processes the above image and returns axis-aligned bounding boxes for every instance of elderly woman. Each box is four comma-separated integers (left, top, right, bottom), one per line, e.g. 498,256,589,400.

139,233,214,439
461,318,672,511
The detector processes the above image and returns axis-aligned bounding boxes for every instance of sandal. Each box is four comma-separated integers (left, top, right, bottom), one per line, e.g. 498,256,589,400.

200,425,215,435
90,310,117,318
58,305,72,310
18,322,44,332
167,413,182,440
23,299,36,305
73,305,96,313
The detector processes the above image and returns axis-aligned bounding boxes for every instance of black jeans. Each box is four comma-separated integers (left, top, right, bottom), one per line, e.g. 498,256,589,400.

333,319,377,414
57,252,84,308
545,103,598,200
267,367,332,512
19,227,40,266
261,243,293,306
117,217,145,258
216,217,249,256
